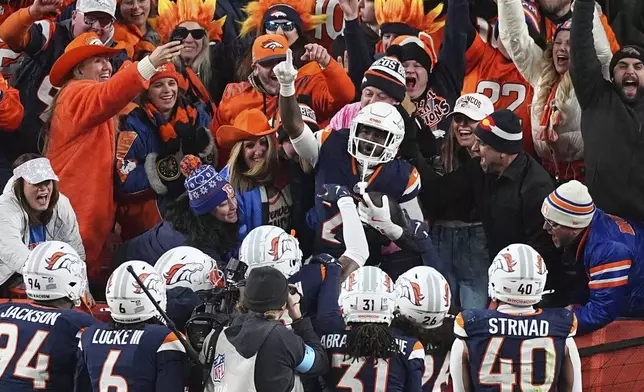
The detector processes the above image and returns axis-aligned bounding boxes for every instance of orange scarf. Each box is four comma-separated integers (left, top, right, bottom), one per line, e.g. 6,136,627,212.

143,99,198,142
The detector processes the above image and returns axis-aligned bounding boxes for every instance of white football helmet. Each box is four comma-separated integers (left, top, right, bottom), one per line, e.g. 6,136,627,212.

106,260,167,324
240,225,302,279
488,243,548,306
155,246,223,291
339,266,396,325
23,241,87,306
395,266,451,329
348,102,405,168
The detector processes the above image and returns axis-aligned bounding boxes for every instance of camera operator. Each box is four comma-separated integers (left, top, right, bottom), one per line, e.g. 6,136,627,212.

200,266,329,392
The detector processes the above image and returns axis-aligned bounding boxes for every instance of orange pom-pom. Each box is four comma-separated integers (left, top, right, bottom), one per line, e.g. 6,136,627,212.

180,154,202,177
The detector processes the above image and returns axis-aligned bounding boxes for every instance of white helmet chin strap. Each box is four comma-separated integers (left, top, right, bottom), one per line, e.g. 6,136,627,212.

354,156,376,195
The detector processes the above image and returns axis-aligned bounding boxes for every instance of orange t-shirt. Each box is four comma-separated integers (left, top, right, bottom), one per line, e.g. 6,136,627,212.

462,34,535,155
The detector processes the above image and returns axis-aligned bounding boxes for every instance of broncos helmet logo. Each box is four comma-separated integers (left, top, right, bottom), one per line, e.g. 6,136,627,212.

501,253,516,273
444,283,450,308
132,273,164,295
400,280,424,306
164,263,205,286
345,273,357,292
44,252,82,276
261,39,284,50
384,275,394,293
268,234,296,262
536,255,546,275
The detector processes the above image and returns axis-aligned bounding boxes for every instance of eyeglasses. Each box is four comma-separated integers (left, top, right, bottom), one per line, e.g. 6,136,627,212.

170,27,207,42
544,218,561,229
80,12,114,28
264,20,296,32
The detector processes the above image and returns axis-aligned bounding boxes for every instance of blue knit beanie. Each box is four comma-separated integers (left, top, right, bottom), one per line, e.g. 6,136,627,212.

180,155,234,215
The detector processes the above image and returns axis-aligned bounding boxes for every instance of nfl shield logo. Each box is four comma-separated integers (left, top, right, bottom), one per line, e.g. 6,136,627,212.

211,354,225,383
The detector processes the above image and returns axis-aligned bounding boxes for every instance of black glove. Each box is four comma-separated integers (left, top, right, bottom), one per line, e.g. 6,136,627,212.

317,184,353,204
176,122,211,156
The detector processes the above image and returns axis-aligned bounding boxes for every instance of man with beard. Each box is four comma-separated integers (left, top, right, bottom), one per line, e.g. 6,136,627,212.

420,110,565,304
570,0,644,222
541,181,644,335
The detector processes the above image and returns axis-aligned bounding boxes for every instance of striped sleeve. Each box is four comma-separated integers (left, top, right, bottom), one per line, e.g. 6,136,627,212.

401,167,421,199
453,313,467,338
588,259,631,290
408,340,425,361
157,332,186,353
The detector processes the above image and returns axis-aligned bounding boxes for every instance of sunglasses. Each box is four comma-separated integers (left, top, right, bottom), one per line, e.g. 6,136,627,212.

169,27,207,42
264,20,296,32
81,12,114,28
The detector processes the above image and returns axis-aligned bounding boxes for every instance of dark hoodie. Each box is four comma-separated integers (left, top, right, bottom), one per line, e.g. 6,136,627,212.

205,313,329,392
570,0,644,222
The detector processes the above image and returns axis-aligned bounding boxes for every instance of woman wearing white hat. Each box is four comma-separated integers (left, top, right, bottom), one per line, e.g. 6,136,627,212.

0,154,84,295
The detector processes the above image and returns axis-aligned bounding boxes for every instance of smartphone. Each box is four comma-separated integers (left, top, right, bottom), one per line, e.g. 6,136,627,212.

169,28,186,44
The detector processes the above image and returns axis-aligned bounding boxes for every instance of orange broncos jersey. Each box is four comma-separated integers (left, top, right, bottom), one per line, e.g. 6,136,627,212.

462,34,535,155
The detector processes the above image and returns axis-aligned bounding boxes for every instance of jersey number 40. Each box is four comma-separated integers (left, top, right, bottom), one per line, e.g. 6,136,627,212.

479,337,556,391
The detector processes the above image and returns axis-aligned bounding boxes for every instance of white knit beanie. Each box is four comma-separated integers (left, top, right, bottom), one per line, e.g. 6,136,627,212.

541,180,595,228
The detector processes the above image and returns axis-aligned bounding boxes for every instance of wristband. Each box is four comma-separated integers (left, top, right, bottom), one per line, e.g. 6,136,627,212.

280,82,296,97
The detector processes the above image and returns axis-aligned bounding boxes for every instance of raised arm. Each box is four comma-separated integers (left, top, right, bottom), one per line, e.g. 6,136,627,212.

56,42,183,130
431,0,472,94
570,0,612,110
275,49,321,167
497,0,543,87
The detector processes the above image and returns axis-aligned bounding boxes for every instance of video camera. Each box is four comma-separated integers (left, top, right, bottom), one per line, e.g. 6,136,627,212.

185,258,247,351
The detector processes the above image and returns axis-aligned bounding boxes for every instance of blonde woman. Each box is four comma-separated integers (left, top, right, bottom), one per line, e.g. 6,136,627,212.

217,109,290,240
155,0,226,111
498,0,612,183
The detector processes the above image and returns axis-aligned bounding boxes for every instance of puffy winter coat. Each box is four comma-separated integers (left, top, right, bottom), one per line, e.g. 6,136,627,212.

0,178,84,285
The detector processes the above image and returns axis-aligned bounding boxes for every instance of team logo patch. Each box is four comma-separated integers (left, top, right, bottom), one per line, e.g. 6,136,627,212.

157,154,180,182
164,263,204,286
211,354,225,383
85,37,103,46
45,252,83,276
261,39,284,51
132,273,164,295
268,234,296,261
270,11,287,18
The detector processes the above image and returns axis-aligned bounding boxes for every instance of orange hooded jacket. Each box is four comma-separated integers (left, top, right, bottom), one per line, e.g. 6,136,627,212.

0,73,23,130
46,63,150,280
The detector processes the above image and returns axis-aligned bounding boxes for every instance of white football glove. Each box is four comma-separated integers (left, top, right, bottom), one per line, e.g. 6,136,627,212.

358,194,404,241
272,49,298,97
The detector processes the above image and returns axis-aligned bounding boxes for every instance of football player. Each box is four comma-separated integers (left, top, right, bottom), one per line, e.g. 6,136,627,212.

75,260,189,392
450,244,582,392
0,241,96,391
239,183,369,324
318,266,425,392
393,266,452,392
274,48,422,258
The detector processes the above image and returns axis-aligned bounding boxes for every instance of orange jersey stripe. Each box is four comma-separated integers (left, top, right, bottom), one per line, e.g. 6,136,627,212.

588,278,628,290
589,260,632,275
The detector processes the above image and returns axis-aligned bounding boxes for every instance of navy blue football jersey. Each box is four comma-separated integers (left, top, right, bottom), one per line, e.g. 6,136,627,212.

320,330,425,392
75,323,188,392
455,308,577,392
0,302,97,391
312,128,421,257
288,263,326,319
420,348,450,392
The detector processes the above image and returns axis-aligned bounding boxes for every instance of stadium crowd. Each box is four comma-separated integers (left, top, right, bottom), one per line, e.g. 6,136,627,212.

0,0,642,390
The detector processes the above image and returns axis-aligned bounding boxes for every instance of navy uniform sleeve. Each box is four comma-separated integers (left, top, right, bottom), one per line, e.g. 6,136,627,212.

398,166,421,204
430,0,470,95
255,318,329,392
313,260,345,335
24,20,57,57
156,332,190,392
74,338,92,392
405,340,426,392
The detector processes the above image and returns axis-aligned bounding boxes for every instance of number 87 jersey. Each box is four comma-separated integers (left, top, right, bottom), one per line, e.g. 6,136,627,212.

451,308,580,392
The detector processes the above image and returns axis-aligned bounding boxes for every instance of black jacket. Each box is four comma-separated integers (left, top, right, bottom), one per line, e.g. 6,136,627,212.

420,153,562,294
570,0,644,222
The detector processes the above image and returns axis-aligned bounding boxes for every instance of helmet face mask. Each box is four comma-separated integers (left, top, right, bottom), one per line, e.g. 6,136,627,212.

23,241,88,306
487,244,549,306
348,102,405,178
240,225,303,279
106,261,167,324
395,266,451,330
339,266,396,325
